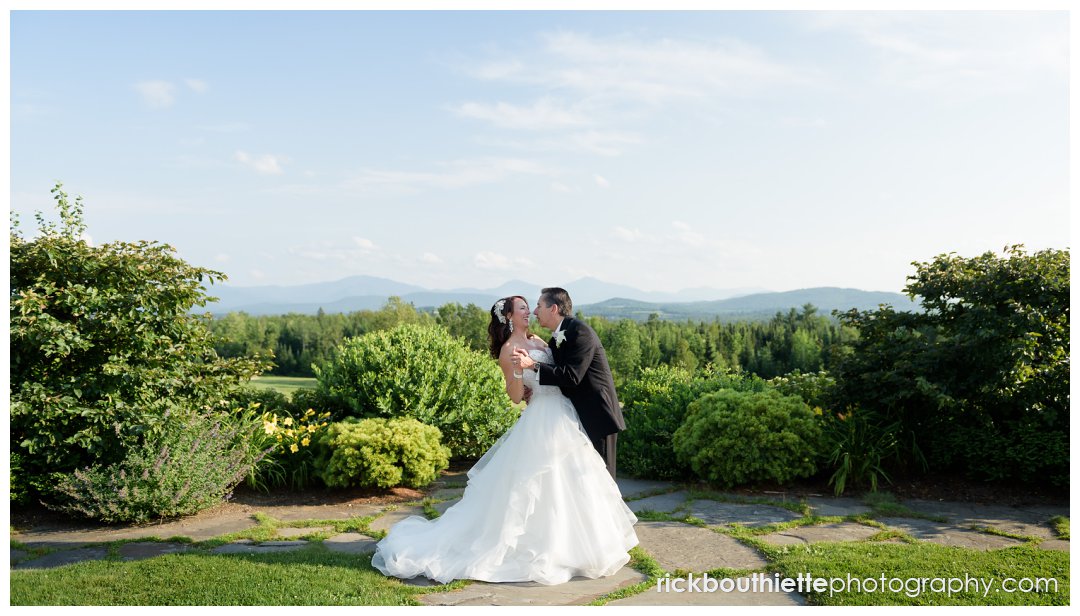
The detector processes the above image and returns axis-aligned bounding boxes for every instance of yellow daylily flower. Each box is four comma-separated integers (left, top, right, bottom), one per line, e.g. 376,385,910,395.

289,444,299,453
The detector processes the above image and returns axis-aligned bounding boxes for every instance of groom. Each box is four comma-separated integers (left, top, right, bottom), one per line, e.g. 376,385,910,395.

514,287,625,478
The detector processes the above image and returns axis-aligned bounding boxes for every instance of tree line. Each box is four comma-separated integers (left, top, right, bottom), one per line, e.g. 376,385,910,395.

208,298,856,383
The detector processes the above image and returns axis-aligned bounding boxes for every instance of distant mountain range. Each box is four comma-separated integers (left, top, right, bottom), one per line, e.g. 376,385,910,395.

202,275,918,321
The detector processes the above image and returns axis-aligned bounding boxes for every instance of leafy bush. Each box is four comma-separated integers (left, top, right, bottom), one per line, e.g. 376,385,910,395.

315,418,450,489
930,419,1068,487
768,370,838,411
288,387,348,420
617,366,768,480
10,184,264,501
229,387,291,416
833,245,1069,485
48,411,266,523
673,389,822,487
11,453,29,505
314,324,515,458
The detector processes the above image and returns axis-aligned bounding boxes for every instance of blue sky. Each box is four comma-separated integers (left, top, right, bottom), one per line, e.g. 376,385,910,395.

9,9,1070,294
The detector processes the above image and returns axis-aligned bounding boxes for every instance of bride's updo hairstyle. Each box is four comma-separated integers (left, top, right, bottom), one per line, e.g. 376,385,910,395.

488,295,527,359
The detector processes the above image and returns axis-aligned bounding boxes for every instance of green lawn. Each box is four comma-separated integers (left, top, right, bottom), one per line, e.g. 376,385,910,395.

763,542,1069,606
11,545,455,606
248,376,317,396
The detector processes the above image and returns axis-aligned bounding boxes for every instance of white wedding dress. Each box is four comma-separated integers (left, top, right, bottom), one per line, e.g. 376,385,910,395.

371,347,638,585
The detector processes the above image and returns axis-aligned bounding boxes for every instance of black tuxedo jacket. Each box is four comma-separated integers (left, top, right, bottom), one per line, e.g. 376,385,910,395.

538,317,625,441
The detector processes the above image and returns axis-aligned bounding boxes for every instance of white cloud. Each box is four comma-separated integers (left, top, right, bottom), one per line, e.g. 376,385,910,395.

672,220,704,247
781,116,827,128
802,12,1067,94
250,269,266,280
289,238,384,263
134,80,176,108
185,78,209,93
352,237,377,250
80,232,93,246
421,253,443,265
550,182,576,193
594,174,610,188
474,251,534,271
454,98,592,131
234,150,286,175
344,157,555,194
467,31,811,106
477,129,643,157
214,253,231,263
475,251,513,271
613,226,645,242
198,122,251,133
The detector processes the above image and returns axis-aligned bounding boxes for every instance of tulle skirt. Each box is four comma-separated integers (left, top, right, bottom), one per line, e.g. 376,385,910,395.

370,391,639,585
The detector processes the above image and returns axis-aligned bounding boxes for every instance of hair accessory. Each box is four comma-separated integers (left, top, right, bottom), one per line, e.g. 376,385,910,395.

492,299,507,324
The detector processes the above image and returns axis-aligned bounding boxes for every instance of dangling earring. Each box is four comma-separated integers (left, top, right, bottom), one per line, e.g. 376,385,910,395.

508,320,514,333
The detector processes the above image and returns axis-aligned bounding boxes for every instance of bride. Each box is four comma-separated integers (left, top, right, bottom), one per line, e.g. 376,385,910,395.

370,295,639,585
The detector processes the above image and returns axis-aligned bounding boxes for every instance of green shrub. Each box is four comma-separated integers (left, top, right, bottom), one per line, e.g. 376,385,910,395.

314,324,515,458
930,419,1068,487
10,184,264,502
315,418,449,489
673,389,822,487
229,387,291,416
11,453,28,505
288,387,348,420
768,370,838,410
47,411,266,523
617,366,768,480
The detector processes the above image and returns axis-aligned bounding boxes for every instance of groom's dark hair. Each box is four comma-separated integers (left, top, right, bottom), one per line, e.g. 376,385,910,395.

540,287,573,317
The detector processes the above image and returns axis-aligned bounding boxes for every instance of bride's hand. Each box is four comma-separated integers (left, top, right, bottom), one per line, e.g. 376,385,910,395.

522,385,533,405
513,347,536,369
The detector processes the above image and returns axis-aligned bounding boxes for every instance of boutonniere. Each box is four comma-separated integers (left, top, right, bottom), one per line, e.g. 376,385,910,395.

554,330,567,348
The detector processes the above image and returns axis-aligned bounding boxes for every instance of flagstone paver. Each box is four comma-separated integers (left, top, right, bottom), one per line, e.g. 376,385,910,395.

878,517,1025,550
117,541,194,561
370,506,427,533
11,507,260,548
433,499,460,516
1037,539,1070,552
687,500,802,528
759,522,882,546
901,501,1068,540
13,546,109,570
276,526,335,538
616,478,676,499
628,491,690,514
210,540,309,555
258,504,384,522
609,575,807,605
804,496,872,517
419,566,647,606
635,520,768,572
430,488,466,501
324,533,378,555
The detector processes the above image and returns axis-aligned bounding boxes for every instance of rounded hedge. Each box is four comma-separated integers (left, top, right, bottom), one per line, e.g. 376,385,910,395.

673,389,822,487
314,324,516,458
315,417,450,489
618,366,769,480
